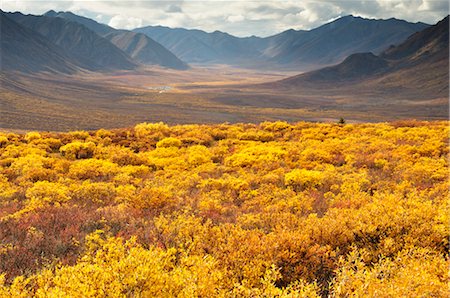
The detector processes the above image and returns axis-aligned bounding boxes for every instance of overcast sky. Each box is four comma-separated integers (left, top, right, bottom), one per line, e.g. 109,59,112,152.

1,0,448,37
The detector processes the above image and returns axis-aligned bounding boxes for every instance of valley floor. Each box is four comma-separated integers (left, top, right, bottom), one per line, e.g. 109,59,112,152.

1,65,447,131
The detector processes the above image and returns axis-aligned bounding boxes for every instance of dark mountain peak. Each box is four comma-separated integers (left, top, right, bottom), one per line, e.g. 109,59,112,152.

340,14,361,20
283,28,298,34
44,10,57,17
327,14,362,25
439,14,449,24
43,10,115,36
343,52,378,62
340,52,388,69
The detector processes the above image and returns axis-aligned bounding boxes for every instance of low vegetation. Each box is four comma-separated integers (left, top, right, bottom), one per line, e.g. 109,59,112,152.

0,121,448,296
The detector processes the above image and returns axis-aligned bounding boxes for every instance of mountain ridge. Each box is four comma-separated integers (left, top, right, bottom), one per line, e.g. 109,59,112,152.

0,11,80,74
44,11,188,70
6,11,137,71
134,15,429,70
273,15,449,100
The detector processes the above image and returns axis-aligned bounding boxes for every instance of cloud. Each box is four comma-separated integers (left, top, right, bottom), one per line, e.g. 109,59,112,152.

0,0,448,36
108,14,143,30
227,14,244,23
166,4,182,13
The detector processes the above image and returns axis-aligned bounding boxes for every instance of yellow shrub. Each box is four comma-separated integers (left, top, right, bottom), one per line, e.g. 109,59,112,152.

331,248,449,297
285,169,325,190
24,132,41,142
135,122,169,138
26,181,70,205
60,141,96,160
187,145,212,166
68,159,119,180
156,137,182,148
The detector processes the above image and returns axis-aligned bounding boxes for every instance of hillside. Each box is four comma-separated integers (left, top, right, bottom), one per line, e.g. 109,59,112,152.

44,11,188,70
0,12,78,74
275,16,448,100
104,31,188,69
263,15,429,67
0,121,448,297
382,15,449,62
44,10,115,36
6,12,136,71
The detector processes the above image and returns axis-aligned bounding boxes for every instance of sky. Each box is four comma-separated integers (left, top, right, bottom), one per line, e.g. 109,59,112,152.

1,0,449,37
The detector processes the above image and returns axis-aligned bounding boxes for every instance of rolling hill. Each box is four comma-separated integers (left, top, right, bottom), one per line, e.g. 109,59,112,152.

44,11,188,70
0,11,79,74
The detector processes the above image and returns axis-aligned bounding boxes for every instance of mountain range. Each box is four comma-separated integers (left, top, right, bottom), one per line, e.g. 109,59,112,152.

134,16,429,70
1,10,433,74
272,16,449,100
43,11,188,70
1,10,188,72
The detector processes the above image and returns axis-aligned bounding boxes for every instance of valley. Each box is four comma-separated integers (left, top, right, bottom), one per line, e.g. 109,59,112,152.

1,62,447,132
0,10,448,132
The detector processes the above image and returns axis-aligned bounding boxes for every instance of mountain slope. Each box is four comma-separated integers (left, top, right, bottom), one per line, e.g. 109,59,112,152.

44,10,114,36
0,11,78,74
7,12,136,71
262,15,429,67
134,26,263,65
44,11,188,69
104,31,188,69
381,16,449,62
274,16,449,99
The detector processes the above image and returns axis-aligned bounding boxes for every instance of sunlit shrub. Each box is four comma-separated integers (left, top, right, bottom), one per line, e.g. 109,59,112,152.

331,248,449,297
71,181,117,205
24,132,41,142
285,169,325,190
60,141,96,160
26,181,70,205
68,159,119,181
156,137,182,148
0,121,448,295
134,122,169,139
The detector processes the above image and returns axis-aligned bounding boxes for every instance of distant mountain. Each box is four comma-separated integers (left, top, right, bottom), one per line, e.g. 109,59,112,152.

104,31,188,69
134,16,429,70
134,26,264,65
7,12,136,71
262,15,429,68
0,11,78,74
44,11,188,69
273,16,449,99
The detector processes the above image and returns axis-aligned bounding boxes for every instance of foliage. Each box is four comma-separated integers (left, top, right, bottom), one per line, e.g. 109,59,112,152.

0,121,448,297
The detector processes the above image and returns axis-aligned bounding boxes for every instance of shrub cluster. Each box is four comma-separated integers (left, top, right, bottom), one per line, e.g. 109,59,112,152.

0,121,448,296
